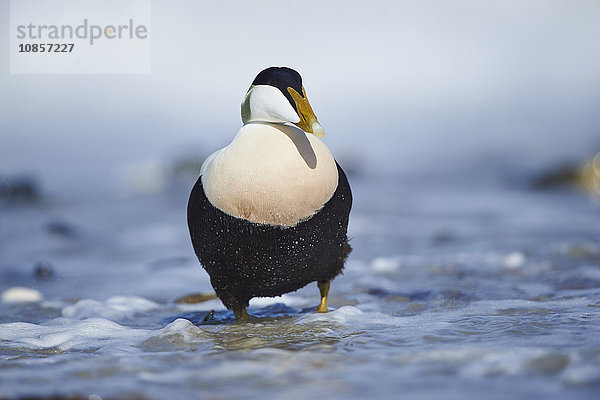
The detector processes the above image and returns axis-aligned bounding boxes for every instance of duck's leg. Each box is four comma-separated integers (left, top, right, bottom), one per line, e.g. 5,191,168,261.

233,308,249,322
316,280,330,313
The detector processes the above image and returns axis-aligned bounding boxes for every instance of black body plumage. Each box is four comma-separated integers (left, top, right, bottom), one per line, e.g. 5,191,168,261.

187,163,352,311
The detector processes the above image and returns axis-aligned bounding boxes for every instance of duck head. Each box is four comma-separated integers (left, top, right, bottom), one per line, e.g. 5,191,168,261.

241,67,325,137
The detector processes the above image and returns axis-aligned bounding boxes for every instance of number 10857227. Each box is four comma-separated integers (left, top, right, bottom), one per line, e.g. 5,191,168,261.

18,43,74,53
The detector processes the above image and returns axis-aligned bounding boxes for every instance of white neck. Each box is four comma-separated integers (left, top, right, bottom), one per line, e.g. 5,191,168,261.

241,85,300,125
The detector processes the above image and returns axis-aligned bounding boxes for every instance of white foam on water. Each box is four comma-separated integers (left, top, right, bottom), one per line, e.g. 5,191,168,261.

0,318,149,352
62,296,160,320
141,318,211,350
298,305,407,328
0,316,214,354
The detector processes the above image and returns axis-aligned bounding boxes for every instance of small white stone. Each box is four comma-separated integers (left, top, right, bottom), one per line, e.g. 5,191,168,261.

1,287,43,303
503,251,525,269
370,256,401,273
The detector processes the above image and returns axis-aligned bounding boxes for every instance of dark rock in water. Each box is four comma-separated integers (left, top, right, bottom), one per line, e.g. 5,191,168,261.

367,288,431,302
567,244,600,262
532,163,579,190
432,230,454,244
45,221,78,239
167,310,230,326
580,152,600,198
0,176,41,206
366,288,409,301
439,289,473,301
526,353,569,375
409,289,434,300
34,261,54,280
532,152,599,198
366,288,389,297
202,310,215,322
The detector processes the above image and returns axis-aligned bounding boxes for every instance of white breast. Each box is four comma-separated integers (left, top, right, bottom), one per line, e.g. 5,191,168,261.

201,122,339,226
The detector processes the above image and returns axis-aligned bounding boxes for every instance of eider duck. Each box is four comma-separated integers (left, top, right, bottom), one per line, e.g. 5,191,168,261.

187,67,352,321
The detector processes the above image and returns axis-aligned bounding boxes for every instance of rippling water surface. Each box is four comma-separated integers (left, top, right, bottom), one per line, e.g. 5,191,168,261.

1,168,599,400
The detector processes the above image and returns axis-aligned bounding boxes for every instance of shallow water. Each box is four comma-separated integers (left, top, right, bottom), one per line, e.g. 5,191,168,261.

1,169,599,400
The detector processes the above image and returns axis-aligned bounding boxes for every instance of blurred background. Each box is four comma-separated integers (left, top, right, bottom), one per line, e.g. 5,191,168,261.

1,0,599,199
1,2,600,399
